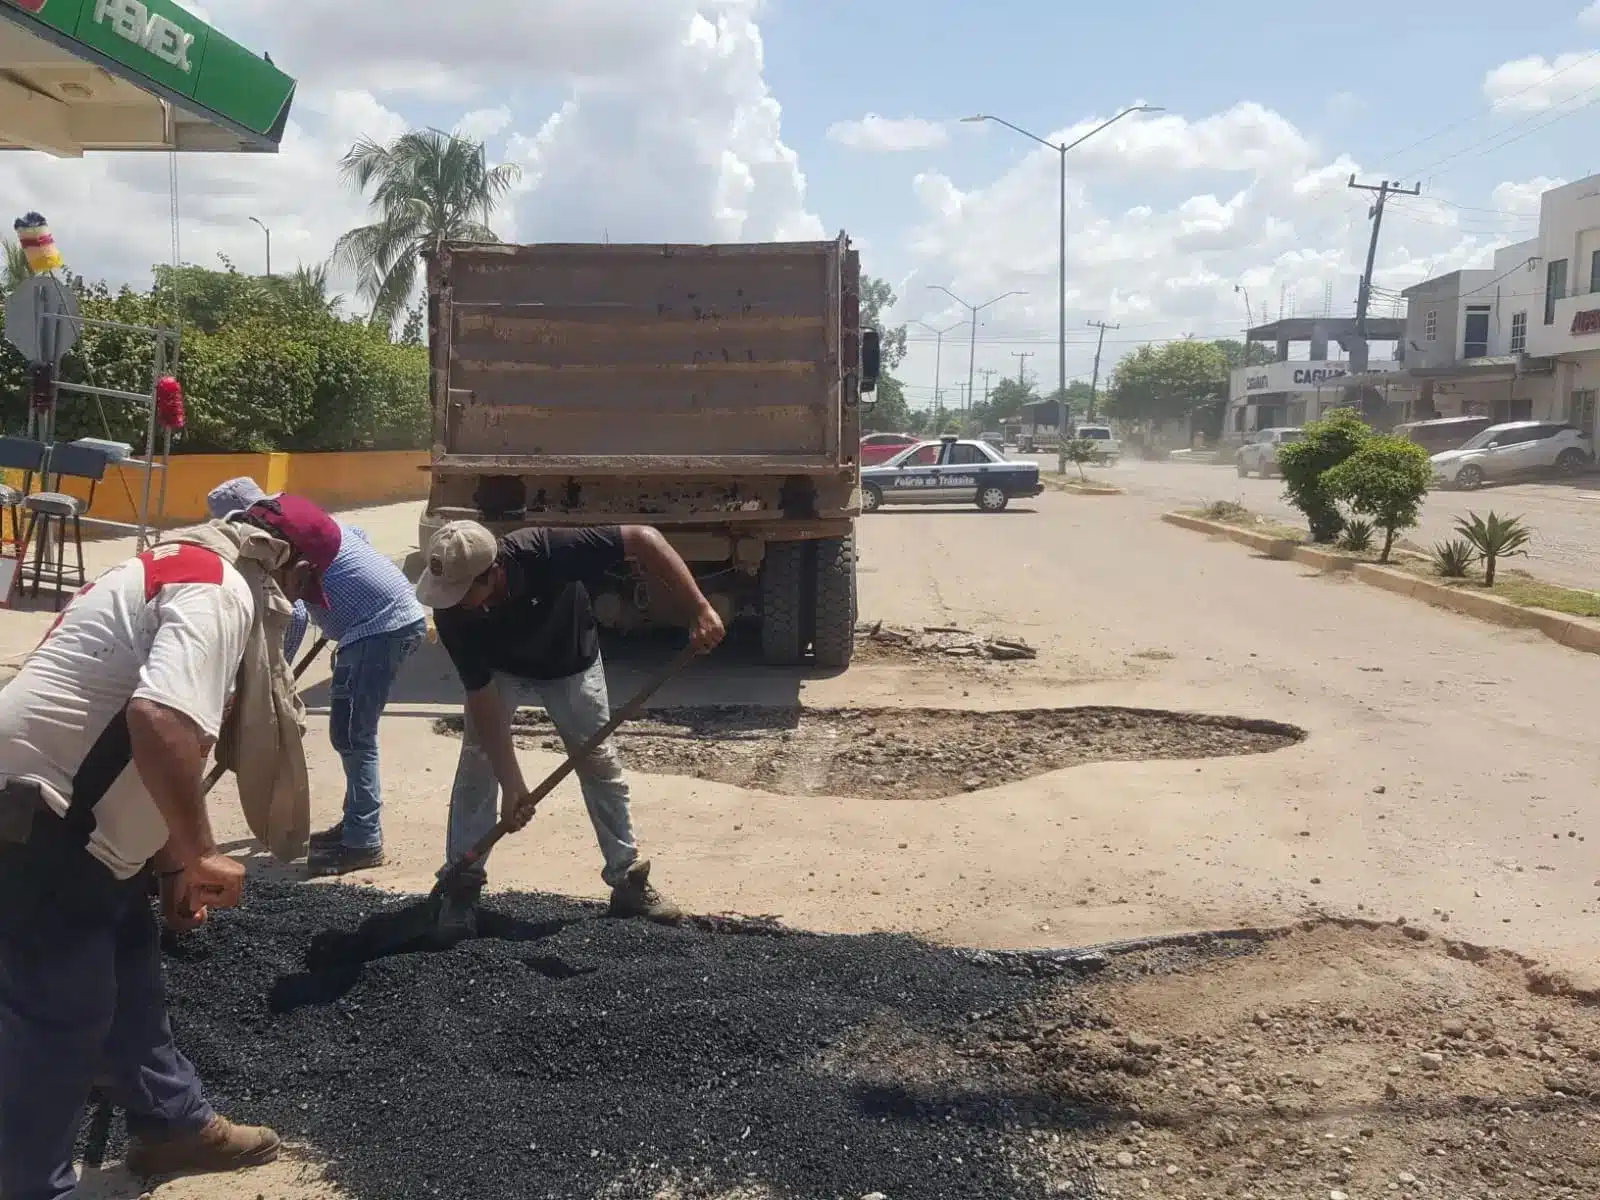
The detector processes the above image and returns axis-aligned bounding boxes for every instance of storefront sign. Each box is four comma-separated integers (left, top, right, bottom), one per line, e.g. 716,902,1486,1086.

1571,309,1600,336
91,0,192,71
1232,359,1400,399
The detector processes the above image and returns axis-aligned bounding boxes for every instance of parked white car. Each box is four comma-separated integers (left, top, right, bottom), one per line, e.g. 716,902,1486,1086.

1236,427,1304,478
1430,421,1593,490
1072,425,1121,464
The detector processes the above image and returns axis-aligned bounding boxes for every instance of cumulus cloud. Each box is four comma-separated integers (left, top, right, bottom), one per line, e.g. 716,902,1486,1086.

1581,1,1600,27
826,115,949,153
892,97,1545,402
1483,50,1600,111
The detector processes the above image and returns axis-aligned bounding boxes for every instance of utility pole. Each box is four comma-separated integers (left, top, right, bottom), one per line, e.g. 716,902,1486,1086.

1348,175,1420,374
1085,319,1119,424
979,367,997,409
1011,351,1034,389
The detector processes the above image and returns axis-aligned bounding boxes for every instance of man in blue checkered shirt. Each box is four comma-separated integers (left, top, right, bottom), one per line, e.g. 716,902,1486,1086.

207,478,427,877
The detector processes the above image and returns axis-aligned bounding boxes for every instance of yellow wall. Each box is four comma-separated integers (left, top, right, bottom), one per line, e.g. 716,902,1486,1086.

12,450,429,533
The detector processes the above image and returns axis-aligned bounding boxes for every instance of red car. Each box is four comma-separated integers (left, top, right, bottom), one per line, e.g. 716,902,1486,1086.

860,432,920,465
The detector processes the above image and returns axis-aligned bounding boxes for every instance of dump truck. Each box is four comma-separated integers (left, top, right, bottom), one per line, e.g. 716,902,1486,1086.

422,235,880,668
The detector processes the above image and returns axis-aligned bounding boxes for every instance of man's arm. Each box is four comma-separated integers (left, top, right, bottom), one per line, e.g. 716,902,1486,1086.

127,698,214,863
619,525,725,653
464,684,529,804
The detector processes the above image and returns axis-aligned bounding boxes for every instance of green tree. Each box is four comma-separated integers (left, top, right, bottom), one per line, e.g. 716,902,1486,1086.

1322,435,1432,563
2,238,29,292
398,300,426,347
860,275,907,371
265,263,342,318
1215,338,1276,369
1105,340,1230,424
862,373,911,433
1276,408,1371,543
982,376,1037,425
1043,380,1095,426
333,128,521,325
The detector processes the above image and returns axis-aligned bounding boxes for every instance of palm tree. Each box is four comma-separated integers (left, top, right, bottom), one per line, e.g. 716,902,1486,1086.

332,129,520,325
266,262,342,317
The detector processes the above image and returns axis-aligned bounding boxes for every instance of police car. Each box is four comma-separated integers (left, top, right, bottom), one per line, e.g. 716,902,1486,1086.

861,436,1044,513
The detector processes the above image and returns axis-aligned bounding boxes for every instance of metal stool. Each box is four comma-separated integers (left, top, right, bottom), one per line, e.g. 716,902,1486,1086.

23,443,108,610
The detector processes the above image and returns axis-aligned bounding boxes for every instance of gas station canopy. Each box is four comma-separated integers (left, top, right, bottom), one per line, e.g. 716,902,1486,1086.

0,0,293,156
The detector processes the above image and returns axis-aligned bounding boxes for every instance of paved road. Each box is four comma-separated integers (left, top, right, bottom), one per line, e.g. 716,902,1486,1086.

1023,454,1600,592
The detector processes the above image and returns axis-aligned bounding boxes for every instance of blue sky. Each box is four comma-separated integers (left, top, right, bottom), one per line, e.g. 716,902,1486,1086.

5,0,1600,409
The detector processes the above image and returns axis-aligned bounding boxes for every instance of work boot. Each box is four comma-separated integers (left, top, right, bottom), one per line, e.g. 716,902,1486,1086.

428,884,480,949
306,842,385,878
125,1115,280,1177
608,860,683,924
308,821,344,850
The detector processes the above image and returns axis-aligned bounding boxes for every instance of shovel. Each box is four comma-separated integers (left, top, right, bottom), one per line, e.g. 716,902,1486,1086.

311,641,700,965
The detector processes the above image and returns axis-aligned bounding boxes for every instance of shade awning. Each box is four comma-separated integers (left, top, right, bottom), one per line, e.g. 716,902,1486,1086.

0,0,293,156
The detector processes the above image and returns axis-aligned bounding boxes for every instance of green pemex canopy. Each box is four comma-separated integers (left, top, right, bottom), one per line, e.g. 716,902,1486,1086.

0,0,294,155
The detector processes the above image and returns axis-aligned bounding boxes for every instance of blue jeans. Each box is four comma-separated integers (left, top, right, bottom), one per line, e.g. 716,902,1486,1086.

447,653,637,891
328,619,426,850
0,822,212,1200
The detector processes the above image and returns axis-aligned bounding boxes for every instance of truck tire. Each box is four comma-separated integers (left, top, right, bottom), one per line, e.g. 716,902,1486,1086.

810,533,856,669
760,541,806,666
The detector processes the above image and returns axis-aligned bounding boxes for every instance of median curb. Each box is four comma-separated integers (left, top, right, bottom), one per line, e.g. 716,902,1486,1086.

1162,512,1600,656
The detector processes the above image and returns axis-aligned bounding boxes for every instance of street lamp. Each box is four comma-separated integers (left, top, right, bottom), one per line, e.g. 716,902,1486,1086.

248,216,271,277
927,285,1025,422
962,104,1163,470
912,318,966,413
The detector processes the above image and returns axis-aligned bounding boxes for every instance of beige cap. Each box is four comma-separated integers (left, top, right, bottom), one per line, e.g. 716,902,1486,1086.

415,520,499,609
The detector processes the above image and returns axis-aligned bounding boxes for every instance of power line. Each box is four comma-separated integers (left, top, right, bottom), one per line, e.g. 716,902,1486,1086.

1011,351,1034,387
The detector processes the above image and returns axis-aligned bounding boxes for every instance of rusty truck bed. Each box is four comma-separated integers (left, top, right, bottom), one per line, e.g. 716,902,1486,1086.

428,239,853,477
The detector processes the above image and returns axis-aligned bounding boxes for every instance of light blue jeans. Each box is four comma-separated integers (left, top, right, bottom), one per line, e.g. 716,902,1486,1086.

446,654,637,891
328,619,427,850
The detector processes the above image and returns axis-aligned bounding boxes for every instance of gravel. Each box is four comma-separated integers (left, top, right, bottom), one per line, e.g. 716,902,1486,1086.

109,881,1085,1200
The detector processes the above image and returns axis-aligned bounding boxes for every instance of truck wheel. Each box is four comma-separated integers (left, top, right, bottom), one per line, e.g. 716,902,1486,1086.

760,541,806,666
811,533,856,669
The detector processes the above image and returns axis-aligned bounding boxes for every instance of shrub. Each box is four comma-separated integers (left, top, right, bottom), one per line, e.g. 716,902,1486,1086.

1322,434,1432,563
1339,519,1374,552
1062,438,1099,480
1277,408,1371,543
1201,500,1252,523
1433,538,1477,578
1454,511,1530,586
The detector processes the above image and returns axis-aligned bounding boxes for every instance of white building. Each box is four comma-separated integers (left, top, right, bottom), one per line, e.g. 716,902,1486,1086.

1227,358,1403,432
1522,176,1600,439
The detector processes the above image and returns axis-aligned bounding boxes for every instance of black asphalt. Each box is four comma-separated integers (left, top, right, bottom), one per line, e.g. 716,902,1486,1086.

101,881,1109,1199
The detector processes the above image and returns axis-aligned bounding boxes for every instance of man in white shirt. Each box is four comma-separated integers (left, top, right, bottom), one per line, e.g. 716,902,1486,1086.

0,507,338,1199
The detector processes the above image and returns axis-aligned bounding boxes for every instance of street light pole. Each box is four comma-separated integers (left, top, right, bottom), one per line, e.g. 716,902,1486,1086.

962,104,1163,470
248,216,271,277
913,318,965,414
928,285,1024,424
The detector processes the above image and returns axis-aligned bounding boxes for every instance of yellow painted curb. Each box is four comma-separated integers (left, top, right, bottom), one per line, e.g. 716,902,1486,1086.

1163,510,1600,656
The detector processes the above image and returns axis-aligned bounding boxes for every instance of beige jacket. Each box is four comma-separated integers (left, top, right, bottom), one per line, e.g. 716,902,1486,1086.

166,520,309,862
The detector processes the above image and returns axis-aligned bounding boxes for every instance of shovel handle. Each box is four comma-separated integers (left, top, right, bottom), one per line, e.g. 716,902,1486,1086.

438,642,700,888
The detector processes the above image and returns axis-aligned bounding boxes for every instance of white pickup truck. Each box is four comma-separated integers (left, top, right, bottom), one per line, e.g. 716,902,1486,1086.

1072,424,1121,464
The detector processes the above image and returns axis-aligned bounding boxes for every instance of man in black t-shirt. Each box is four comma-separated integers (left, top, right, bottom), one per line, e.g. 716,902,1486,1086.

416,520,724,932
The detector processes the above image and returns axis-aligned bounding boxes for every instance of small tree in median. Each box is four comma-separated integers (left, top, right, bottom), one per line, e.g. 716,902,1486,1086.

1455,511,1530,586
1062,437,1098,481
1322,435,1432,563
1276,408,1371,543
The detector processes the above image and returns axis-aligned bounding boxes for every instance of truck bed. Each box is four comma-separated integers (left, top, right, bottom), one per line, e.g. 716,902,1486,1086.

428,239,854,475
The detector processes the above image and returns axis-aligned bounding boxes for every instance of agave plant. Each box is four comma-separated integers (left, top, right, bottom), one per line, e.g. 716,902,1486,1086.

1432,538,1477,579
1454,511,1530,586
1339,518,1375,552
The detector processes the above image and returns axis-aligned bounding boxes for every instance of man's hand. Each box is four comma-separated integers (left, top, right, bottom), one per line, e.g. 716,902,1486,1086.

500,789,539,832
689,601,726,655
158,871,207,932
180,852,246,921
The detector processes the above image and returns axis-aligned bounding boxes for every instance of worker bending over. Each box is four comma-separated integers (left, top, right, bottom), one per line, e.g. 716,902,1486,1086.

0,496,338,1198
207,478,427,876
416,521,724,939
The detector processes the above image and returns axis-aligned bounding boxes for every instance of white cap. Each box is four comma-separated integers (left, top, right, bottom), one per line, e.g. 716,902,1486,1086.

414,521,499,609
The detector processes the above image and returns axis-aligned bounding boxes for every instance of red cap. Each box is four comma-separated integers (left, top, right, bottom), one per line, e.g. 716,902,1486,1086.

244,494,341,608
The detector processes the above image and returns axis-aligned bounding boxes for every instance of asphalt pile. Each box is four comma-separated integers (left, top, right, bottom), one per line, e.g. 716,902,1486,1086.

126,881,1095,1199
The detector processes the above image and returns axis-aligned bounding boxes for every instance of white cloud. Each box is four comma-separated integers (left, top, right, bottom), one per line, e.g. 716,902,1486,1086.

1483,50,1600,112
1581,1,1600,27
891,99,1546,403
826,115,948,153
455,108,514,143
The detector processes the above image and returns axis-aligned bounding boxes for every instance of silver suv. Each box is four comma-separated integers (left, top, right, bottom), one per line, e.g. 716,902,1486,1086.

1236,427,1304,478
1430,421,1593,489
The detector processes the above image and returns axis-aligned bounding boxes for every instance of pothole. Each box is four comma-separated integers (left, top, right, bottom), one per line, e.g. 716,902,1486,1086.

433,705,1304,801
